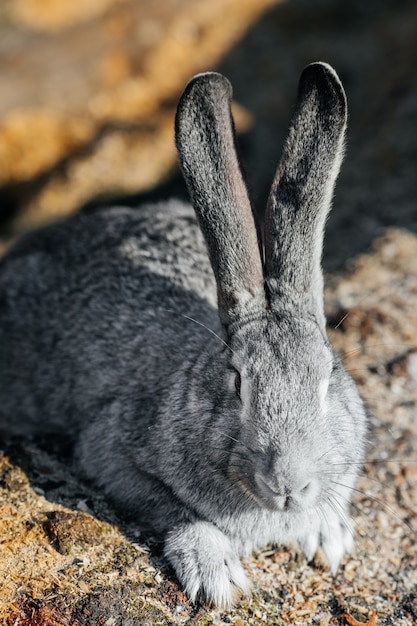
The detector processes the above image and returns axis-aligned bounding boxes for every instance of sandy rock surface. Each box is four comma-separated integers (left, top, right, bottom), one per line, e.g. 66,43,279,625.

0,0,416,624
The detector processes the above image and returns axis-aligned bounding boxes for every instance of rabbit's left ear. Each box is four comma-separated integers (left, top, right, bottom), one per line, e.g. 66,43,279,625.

175,72,265,327
264,63,347,329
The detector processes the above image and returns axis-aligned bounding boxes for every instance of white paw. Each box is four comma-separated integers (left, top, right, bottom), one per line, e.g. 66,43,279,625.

299,507,354,573
320,510,354,573
164,521,250,608
298,523,320,562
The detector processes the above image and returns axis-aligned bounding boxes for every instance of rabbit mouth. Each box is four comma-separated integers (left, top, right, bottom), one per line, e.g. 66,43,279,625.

229,469,310,514
253,475,306,513
227,451,320,513
236,469,320,514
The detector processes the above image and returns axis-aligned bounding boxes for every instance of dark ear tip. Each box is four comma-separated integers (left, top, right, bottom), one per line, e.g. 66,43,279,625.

299,62,347,117
179,71,233,107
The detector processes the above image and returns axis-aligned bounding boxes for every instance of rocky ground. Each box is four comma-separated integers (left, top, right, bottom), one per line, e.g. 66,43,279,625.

0,0,416,624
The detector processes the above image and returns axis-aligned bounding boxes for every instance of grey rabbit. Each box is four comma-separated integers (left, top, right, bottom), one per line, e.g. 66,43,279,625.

0,62,367,608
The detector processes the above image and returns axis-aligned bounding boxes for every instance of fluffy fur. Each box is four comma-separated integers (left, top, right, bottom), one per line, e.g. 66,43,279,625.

0,63,367,607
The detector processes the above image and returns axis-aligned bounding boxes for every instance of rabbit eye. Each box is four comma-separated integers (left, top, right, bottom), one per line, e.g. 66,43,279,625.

234,371,241,397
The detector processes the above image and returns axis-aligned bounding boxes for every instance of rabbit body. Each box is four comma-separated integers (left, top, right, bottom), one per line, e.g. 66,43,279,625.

0,63,367,607
0,201,216,438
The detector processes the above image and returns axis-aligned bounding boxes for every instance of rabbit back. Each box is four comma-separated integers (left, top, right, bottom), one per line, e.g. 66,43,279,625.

0,200,217,436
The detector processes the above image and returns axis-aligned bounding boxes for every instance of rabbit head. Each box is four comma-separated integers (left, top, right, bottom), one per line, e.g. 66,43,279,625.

175,63,367,520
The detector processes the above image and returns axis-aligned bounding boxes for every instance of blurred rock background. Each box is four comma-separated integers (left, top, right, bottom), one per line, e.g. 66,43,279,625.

0,0,416,269
0,0,276,246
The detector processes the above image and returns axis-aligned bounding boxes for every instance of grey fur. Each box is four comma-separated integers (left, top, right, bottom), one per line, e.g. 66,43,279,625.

0,63,367,608
264,62,347,330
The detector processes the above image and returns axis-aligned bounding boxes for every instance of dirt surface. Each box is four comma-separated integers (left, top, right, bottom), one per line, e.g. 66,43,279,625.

0,0,416,624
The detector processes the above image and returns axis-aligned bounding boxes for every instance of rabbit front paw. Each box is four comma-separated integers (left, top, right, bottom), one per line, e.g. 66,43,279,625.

299,507,354,573
164,521,250,608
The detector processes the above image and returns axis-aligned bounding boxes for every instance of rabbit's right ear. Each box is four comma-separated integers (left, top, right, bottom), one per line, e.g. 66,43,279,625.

175,73,265,328
264,63,347,329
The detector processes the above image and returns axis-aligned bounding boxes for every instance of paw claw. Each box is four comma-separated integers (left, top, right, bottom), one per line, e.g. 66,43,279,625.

300,508,355,572
164,521,249,608
299,531,319,562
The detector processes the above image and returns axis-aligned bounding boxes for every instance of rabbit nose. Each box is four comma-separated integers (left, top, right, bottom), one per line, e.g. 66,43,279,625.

254,472,318,511
255,473,289,498
297,479,317,503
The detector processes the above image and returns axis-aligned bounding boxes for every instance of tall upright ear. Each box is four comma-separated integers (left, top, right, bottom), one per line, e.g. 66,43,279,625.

264,62,347,328
175,72,265,328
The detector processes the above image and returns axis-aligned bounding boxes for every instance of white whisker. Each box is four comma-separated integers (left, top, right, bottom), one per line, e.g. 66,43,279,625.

325,490,355,538
204,425,256,455
161,308,233,352
330,479,416,534
328,292,373,331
